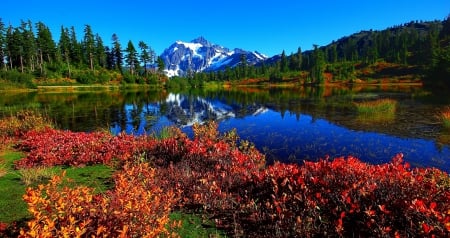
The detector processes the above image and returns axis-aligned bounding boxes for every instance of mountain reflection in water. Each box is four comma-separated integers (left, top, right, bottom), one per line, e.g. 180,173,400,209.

109,93,450,173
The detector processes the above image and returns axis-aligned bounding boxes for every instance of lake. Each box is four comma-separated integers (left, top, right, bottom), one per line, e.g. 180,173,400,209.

1,85,449,172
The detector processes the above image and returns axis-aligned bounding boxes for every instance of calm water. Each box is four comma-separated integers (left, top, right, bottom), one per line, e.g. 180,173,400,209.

1,86,449,172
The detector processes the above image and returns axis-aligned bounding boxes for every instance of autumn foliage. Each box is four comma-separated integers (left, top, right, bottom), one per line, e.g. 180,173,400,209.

6,121,450,237
19,163,179,238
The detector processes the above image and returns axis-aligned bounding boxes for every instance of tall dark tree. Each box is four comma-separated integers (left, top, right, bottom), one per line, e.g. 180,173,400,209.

83,25,95,70
58,26,71,77
35,22,56,64
310,44,326,84
125,40,139,75
69,26,82,65
156,56,165,73
20,20,36,72
6,26,24,71
111,33,123,73
239,53,247,78
105,46,115,70
95,34,106,68
138,41,150,75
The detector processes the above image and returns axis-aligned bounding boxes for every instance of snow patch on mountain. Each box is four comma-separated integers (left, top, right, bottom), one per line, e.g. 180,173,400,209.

160,37,268,77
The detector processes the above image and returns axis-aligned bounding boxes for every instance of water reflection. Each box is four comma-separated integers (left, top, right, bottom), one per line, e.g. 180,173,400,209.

105,92,450,172
0,87,449,172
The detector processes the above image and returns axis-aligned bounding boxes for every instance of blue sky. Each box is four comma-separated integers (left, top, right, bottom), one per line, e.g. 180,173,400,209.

1,0,449,56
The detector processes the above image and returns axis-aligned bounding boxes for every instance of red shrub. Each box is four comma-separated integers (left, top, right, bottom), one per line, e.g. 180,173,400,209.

237,154,450,237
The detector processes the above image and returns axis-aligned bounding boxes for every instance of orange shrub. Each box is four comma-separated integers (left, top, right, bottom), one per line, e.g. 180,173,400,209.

19,163,180,238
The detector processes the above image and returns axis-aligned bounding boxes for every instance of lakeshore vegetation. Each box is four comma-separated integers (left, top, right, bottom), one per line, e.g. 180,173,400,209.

0,111,449,237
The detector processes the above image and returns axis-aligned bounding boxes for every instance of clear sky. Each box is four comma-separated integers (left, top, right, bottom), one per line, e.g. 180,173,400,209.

1,0,449,56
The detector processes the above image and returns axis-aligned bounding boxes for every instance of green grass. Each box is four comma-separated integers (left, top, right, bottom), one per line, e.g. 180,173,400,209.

169,212,226,238
62,164,115,193
0,152,29,223
0,150,115,223
354,98,397,114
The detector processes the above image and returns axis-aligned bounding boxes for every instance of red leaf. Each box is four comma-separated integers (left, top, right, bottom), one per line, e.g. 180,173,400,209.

422,223,432,234
430,202,437,210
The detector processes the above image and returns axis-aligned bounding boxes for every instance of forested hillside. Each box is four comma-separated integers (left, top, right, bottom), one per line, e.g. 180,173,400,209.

185,17,450,89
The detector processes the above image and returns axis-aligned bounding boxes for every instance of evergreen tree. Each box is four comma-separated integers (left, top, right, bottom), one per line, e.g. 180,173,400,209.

310,44,326,84
36,22,57,64
69,26,82,66
288,52,298,71
156,56,165,73
20,20,36,72
138,41,150,76
6,26,24,71
58,26,71,77
105,46,115,70
239,53,247,79
112,33,123,73
280,50,288,72
83,25,95,70
125,40,139,75
95,34,106,68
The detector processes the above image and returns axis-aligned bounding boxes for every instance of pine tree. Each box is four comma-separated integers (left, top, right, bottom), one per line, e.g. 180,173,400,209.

58,26,71,77
239,53,247,79
83,25,95,70
6,25,24,71
36,22,56,65
20,20,36,72
112,33,123,73
125,40,139,75
95,34,106,68
310,44,326,84
138,41,150,76
69,26,82,66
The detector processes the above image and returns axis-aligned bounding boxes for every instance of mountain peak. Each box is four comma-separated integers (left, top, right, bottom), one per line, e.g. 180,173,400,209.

191,36,210,46
160,37,268,77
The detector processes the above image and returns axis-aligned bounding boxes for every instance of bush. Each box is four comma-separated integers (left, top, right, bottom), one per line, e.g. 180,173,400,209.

19,163,180,237
0,70,35,88
0,110,53,138
73,70,96,84
236,154,450,237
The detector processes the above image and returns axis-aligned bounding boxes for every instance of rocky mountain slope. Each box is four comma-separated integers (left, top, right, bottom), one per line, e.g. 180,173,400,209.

160,37,267,77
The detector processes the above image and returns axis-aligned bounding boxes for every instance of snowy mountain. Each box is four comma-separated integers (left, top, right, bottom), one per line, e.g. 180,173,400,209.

160,37,268,77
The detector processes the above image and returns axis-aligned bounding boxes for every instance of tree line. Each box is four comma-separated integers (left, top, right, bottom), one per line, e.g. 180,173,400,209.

0,19,166,86
174,17,449,89
0,16,448,89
